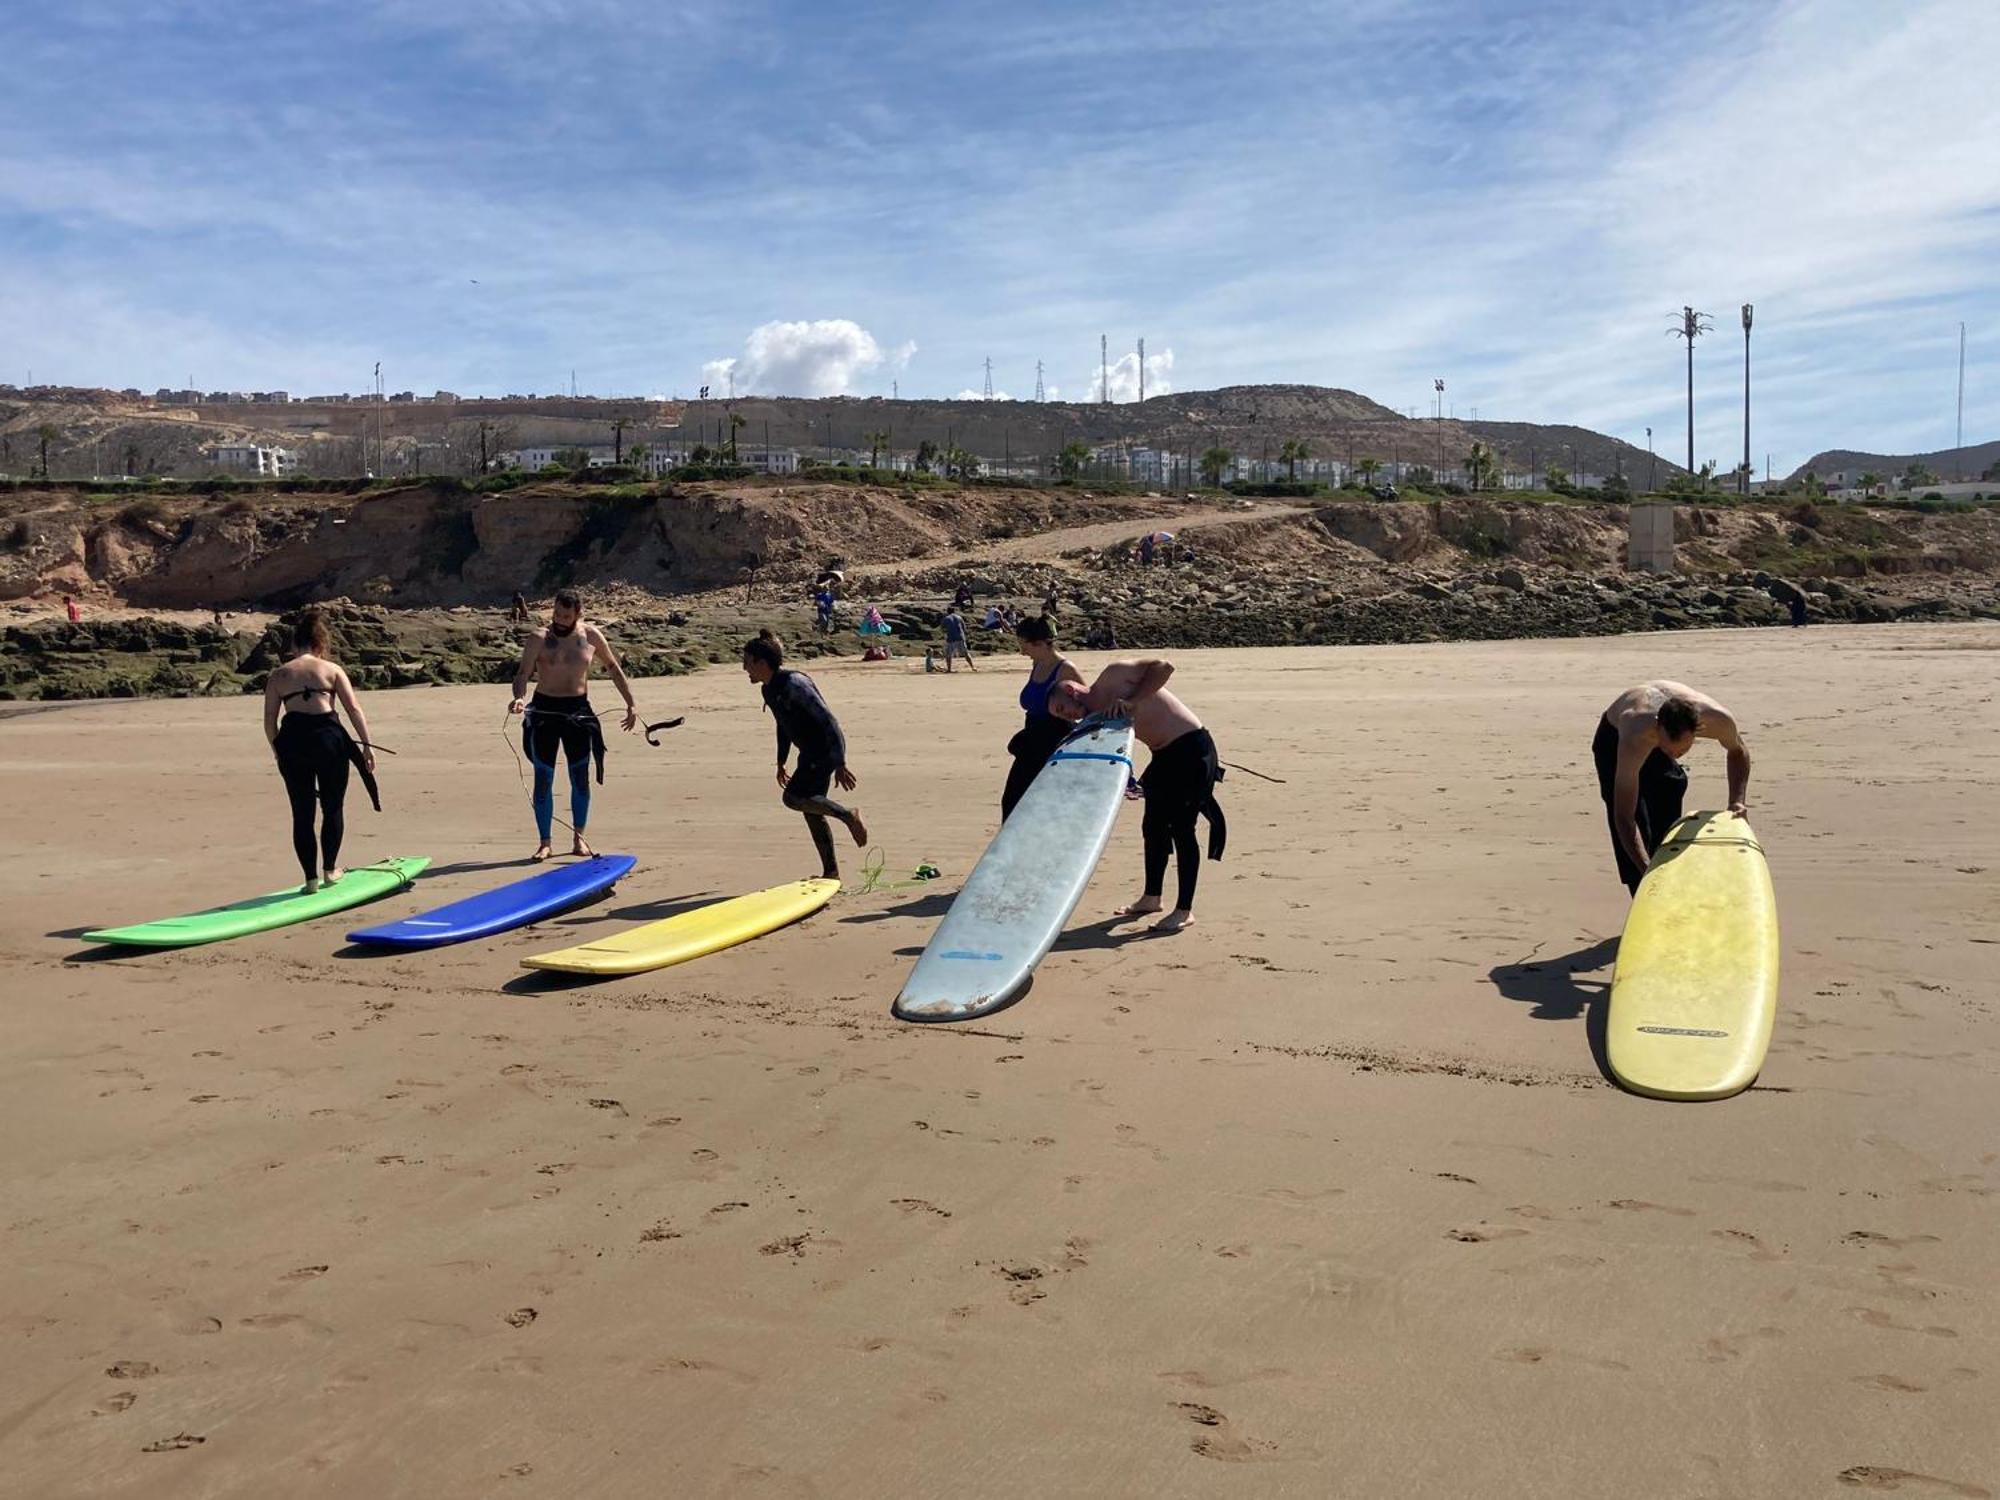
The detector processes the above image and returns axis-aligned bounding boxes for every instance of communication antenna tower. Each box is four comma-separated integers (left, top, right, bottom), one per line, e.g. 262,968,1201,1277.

983,357,994,401
1034,360,1045,403
1137,338,1146,403
1101,334,1109,404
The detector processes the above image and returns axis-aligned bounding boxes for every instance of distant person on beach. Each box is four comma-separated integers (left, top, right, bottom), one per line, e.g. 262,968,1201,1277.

1139,533,1155,567
65,594,80,624
982,603,1004,630
742,630,867,880
1001,615,1084,820
940,606,975,671
508,587,639,862
508,591,530,625
1788,593,1808,627
263,608,376,891
1594,680,1752,894
1042,583,1060,617
953,580,974,611
814,583,836,633
1050,656,1225,933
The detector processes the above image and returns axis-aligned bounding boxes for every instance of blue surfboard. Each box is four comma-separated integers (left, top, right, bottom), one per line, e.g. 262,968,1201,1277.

346,854,637,948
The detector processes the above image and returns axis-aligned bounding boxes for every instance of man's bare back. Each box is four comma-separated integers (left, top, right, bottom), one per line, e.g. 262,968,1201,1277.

1604,679,1733,752
1074,658,1202,749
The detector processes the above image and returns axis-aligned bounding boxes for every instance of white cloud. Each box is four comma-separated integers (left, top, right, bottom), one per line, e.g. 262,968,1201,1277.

954,388,1014,401
703,319,890,397
1087,346,1175,403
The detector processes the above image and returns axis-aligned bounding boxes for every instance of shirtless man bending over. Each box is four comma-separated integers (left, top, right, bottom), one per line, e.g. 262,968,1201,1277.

1594,679,1751,894
1050,657,1225,932
508,588,639,861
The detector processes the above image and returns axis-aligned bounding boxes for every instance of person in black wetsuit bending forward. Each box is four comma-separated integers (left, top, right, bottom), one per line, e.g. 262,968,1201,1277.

262,608,376,891
1594,680,1752,894
1048,655,1225,933
742,631,868,880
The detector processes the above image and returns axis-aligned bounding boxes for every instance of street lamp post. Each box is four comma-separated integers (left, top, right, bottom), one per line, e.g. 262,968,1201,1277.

1433,379,1445,479
1741,303,1754,496
1646,426,1655,492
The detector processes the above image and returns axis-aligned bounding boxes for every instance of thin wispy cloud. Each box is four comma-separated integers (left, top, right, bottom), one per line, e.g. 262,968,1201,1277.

0,0,1994,466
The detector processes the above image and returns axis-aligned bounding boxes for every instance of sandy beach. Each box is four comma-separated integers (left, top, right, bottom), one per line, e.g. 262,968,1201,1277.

3,624,1997,1497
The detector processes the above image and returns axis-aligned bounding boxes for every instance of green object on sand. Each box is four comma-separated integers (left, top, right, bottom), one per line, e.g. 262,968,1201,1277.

84,857,430,948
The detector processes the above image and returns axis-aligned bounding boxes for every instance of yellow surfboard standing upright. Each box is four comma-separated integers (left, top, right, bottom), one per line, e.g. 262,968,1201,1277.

1607,812,1779,1101
520,878,840,976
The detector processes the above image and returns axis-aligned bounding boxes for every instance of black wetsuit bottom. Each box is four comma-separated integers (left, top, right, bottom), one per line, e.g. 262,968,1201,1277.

275,713,351,883
1000,717,1068,820
1140,727,1225,912
1593,715,1687,893
783,758,855,879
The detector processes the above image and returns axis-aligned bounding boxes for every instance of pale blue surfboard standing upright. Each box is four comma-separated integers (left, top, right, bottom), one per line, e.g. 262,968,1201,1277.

893,716,1134,1022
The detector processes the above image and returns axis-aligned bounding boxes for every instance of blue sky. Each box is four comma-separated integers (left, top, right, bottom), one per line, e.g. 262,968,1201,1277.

3,0,1996,470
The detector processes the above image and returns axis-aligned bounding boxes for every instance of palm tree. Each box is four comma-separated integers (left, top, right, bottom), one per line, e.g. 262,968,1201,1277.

1279,438,1310,480
1356,456,1382,488
611,417,629,464
1199,447,1232,487
36,423,59,479
865,429,889,469
1463,441,1498,491
728,412,747,461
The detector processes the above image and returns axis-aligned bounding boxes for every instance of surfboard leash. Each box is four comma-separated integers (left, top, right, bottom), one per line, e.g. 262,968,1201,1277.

846,847,942,897
1219,759,1287,785
499,708,583,845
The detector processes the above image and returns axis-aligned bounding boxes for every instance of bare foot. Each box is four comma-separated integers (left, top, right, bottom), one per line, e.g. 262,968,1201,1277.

324,868,344,886
530,843,553,863
570,836,595,858
846,809,869,847
302,878,320,894
1151,909,1195,933
1113,896,1163,919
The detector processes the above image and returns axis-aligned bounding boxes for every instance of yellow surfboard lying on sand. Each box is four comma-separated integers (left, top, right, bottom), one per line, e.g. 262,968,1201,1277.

519,878,839,976
1608,811,1779,1101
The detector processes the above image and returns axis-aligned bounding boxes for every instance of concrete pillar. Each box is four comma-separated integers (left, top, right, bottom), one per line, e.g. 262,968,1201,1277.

1628,502,1676,573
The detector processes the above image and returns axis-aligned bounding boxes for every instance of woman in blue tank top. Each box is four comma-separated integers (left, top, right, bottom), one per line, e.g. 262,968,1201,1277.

1001,614,1085,819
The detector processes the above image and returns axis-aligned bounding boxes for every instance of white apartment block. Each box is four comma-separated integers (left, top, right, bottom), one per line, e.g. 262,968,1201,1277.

208,444,299,476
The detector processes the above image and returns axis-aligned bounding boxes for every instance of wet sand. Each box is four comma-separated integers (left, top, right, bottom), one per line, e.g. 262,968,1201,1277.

3,625,1997,1497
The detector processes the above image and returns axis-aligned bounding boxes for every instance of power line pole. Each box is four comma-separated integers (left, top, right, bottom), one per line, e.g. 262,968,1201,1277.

1741,303,1754,495
1034,360,1045,403
1958,321,1967,475
983,357,994,401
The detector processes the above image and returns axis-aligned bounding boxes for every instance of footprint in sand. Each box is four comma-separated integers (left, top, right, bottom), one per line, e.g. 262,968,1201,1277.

504,1307,538,1328
141,1432,206,1453
1843,1230,1943,1250
1849,1308,1959,1339
1446,1226,1528,1244
1607,1199,1696,1217
891,1198,952,1219
280,1264,329,1282
1710,1228,1786,1262
1172,1401,1277,1462
1850,1374,1928,1393
1836,1466,1991,1497
105,1361,158,1380
93,1391,138,1416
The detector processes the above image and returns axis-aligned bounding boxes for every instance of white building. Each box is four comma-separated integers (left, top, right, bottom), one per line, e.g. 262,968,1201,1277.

208,444,299,476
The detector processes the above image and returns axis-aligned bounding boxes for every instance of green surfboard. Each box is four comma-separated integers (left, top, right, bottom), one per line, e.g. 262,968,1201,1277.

84,857,429,948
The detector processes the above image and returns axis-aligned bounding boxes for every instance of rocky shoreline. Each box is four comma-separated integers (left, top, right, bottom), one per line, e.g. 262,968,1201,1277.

5,560,1994,702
